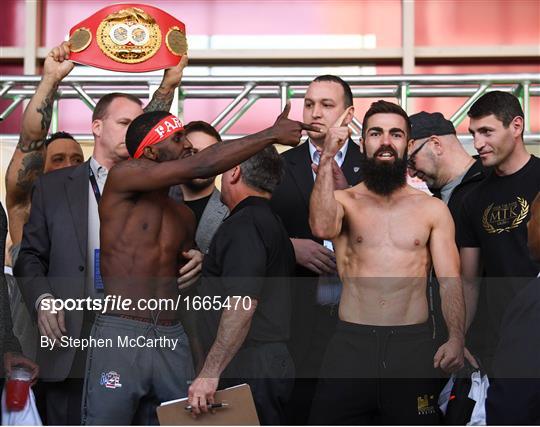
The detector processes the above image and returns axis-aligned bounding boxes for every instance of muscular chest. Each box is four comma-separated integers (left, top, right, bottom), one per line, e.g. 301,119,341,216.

343,201,431,251
106,193,194,252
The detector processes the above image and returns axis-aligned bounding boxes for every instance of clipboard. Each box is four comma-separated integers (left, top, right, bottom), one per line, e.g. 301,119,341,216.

157,383,260,425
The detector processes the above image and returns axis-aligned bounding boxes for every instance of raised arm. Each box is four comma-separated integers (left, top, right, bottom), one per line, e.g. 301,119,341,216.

309,154,346,240
429,199,465,373
144,56,188,113
5,42,73,244
309,108,351,240
107,103,319,194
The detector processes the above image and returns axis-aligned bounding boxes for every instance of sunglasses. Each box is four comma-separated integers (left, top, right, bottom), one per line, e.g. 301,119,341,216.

407,137,431,169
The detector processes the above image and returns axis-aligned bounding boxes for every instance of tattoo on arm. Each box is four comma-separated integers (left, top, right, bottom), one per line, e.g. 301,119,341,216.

37,96,54,132
16,139,45,153
17,92,55,153
144,88,175,113
14,152,44,203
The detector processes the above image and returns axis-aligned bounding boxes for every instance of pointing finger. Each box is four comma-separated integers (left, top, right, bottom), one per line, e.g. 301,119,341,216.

300,122,322,132
333,106,353,128
277,101,291,120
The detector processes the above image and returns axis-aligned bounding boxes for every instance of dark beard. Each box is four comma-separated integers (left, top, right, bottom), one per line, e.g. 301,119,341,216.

360,151,408,196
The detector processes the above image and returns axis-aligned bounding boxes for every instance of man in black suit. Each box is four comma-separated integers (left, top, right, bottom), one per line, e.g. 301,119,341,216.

270,75,363,423
14,42,187,425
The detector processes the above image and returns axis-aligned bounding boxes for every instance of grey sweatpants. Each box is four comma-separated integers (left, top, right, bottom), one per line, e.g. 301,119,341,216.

81,314,194,425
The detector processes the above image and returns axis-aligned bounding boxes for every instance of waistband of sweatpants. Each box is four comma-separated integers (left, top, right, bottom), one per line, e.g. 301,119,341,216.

337,319,431,336
95,313,184,331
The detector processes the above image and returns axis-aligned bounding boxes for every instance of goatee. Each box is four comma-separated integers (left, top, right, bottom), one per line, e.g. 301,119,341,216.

360,147,408,196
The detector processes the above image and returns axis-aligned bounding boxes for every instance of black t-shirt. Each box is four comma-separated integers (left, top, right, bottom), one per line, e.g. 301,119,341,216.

199,196,295,351
486,277,540,425
185,194,212,225
456,155,540,336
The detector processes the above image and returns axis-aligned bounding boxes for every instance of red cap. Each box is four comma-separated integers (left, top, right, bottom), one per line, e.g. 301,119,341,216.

68,4,187,73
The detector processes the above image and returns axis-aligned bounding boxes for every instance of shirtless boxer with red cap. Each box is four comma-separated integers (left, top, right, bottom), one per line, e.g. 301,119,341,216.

80,107,318,425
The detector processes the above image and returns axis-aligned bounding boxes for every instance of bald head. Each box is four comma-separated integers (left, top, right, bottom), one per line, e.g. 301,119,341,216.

407,132,472,191
407,111,473,190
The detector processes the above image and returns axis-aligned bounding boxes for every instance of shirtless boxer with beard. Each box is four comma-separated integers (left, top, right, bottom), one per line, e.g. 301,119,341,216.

308,101,466,425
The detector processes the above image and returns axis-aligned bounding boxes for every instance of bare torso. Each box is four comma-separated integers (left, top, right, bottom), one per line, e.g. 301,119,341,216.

333,183,437,326
99,184,195,320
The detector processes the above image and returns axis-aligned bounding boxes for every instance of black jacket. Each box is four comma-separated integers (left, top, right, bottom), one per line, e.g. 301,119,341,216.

15,162,89,380
486,277,540,425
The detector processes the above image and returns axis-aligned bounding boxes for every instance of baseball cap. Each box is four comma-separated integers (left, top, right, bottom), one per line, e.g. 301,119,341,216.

410,111,456,140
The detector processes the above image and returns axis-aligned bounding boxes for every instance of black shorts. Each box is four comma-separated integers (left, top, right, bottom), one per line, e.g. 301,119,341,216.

309,321,444,425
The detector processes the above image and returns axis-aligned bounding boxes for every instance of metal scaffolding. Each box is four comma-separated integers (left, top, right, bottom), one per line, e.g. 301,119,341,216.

1,72,539,145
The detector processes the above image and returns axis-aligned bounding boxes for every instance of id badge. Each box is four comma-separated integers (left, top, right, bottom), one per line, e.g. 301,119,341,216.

94,248,104,292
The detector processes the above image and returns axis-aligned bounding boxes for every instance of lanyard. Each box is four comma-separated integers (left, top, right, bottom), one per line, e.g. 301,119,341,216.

89,168,101,203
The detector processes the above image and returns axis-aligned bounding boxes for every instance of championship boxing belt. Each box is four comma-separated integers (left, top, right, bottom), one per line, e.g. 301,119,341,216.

68,4,187,72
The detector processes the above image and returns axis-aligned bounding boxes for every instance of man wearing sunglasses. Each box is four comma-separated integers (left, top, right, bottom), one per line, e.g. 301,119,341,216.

407,111,488,222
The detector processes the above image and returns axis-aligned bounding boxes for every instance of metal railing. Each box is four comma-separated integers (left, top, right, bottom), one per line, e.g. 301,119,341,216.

1,73,539,144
